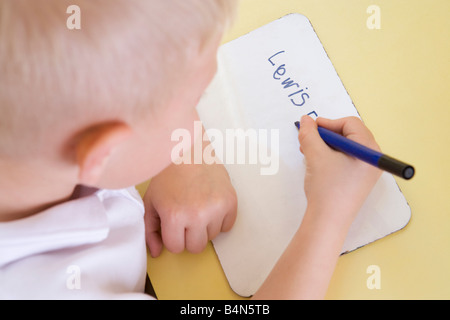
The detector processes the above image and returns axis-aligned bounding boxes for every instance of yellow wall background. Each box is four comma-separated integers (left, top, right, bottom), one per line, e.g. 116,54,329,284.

141,0,450,299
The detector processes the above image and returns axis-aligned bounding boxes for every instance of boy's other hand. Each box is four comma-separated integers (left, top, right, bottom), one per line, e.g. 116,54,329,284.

143,160,237,258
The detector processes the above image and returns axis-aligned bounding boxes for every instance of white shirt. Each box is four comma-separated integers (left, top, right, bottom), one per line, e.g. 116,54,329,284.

0,187,153,299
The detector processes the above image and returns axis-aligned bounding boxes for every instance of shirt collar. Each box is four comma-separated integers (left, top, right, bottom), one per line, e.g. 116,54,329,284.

0,191,109,268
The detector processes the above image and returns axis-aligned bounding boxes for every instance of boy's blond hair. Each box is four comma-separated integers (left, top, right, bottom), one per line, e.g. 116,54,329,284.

0,0,237,158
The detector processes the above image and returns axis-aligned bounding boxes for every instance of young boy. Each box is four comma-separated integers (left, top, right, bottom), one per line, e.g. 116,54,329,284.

0,0,381,299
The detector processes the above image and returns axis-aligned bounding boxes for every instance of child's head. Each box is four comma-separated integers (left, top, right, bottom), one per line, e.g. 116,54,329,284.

0,0,237,189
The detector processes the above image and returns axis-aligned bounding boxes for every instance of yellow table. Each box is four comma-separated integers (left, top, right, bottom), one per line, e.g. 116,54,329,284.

138,0,450,299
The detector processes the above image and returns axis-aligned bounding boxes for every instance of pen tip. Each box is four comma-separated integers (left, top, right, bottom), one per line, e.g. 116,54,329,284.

294,121,300,130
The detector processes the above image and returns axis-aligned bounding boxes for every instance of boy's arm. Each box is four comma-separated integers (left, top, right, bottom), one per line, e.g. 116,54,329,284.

143,122,237,258
252,116,382,299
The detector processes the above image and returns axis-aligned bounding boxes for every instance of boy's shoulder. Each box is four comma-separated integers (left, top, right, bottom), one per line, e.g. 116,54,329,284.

0,186,144,267
0,187,149,299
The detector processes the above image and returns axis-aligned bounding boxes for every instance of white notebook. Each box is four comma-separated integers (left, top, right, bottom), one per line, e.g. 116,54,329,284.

196,14,411,297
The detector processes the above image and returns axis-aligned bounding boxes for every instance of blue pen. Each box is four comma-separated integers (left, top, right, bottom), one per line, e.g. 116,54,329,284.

294,121,415,180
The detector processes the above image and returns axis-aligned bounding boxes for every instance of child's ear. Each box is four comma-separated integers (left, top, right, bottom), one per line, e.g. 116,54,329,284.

75,122,133,186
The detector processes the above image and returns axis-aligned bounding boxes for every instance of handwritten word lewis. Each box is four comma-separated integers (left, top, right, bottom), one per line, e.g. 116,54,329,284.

268,50,310,107
268,50,318,119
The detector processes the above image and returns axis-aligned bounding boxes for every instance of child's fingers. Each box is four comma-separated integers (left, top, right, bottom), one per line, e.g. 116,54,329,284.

220,209,237,233
316,116,365,138
144,201,163,258
160,214,186,254
316,116,380,151
315,117,349,134
297,115,329,157
185,226,208,254
147,231,163,258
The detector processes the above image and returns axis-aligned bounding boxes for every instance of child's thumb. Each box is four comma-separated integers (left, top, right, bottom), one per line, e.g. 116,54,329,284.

298,115,327,157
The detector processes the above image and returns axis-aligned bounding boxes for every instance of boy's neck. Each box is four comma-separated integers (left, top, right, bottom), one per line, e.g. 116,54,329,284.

0,196,73,222
0,159,78,222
